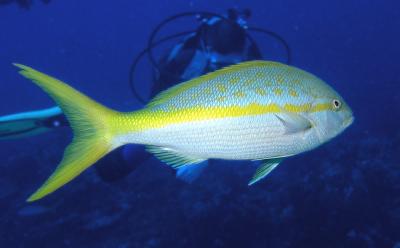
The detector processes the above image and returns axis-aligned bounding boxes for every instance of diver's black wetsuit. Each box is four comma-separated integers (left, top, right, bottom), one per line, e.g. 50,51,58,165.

153,10,262,96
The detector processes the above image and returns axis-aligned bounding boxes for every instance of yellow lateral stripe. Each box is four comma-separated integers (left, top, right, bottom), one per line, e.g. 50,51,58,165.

120,103,331,133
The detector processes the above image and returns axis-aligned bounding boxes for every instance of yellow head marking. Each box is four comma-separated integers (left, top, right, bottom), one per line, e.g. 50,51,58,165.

204,87,212,95
147,62,262,107
216,83,227,93
191,92,202,100
310,103,331,112
216,96,226,102
229,77,240,84
255,87,266,96
234,91,246,98
264,81,273,87
289,89,298,97
283,103,312,112
273,88,283,96
255,71,264,78
293,79,301,84
276,75,284,83
244,78,253,86
168,105,179,111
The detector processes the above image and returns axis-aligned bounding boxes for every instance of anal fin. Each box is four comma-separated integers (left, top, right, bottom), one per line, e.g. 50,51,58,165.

248,158,284,186
176,161,208,183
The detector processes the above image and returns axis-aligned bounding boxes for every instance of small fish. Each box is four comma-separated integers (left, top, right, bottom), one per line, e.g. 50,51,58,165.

17,205,49,217
13,61,354,201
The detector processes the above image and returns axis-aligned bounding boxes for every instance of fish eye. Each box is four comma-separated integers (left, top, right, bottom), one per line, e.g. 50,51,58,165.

332,99,342,110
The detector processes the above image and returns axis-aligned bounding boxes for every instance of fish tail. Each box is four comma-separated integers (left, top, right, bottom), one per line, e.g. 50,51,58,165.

14,63,124,202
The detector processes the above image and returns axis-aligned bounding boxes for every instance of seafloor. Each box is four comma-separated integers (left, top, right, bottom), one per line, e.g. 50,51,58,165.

0,128,399,248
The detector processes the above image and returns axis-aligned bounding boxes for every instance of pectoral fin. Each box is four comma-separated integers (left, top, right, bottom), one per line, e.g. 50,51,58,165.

275,111,312,135
248,158,284,186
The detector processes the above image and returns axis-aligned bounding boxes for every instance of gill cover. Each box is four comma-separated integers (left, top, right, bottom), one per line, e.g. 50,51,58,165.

14,64,120,202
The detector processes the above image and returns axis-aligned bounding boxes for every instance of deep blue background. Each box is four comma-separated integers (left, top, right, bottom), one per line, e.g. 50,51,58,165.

0,0,399,247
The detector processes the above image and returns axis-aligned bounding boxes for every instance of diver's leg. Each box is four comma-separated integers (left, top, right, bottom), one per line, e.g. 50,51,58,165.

94,145,151,183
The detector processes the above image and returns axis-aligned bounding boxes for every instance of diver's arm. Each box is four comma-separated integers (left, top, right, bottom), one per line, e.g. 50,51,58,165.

0,106,67,140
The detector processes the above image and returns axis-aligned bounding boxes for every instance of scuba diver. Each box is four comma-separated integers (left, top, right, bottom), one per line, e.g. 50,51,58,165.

150,9,262,94
0,9,291,183
0,0,51,9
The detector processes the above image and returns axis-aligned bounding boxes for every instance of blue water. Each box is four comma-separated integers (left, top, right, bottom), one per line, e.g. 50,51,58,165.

0,0,399,247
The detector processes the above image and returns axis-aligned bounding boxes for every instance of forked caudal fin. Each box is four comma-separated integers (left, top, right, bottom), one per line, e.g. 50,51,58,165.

14,64,122,202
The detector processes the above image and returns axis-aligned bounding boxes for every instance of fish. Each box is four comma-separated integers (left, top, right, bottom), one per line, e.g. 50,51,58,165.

17,205,49,217
12,61,354,201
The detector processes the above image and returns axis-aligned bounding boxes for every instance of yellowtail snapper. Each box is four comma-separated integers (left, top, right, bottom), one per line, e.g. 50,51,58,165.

13,61,353,201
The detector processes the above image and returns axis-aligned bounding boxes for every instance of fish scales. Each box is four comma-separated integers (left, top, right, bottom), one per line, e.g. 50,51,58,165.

116,61,334,160
148,61,315,111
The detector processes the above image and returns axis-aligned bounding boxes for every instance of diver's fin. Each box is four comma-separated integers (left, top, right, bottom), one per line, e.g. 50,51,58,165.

0,107,62,140
0,117,40,139
146,145,206,169
248,158,284,186
176,161,208,183
14,64,121,202
0,107,62,123
275,111,312,135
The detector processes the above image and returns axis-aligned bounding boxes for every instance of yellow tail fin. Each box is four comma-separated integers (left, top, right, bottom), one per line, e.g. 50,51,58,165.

14,64,120,202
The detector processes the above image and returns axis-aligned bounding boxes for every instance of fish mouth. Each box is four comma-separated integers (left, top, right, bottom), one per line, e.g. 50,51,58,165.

343,116,354,129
